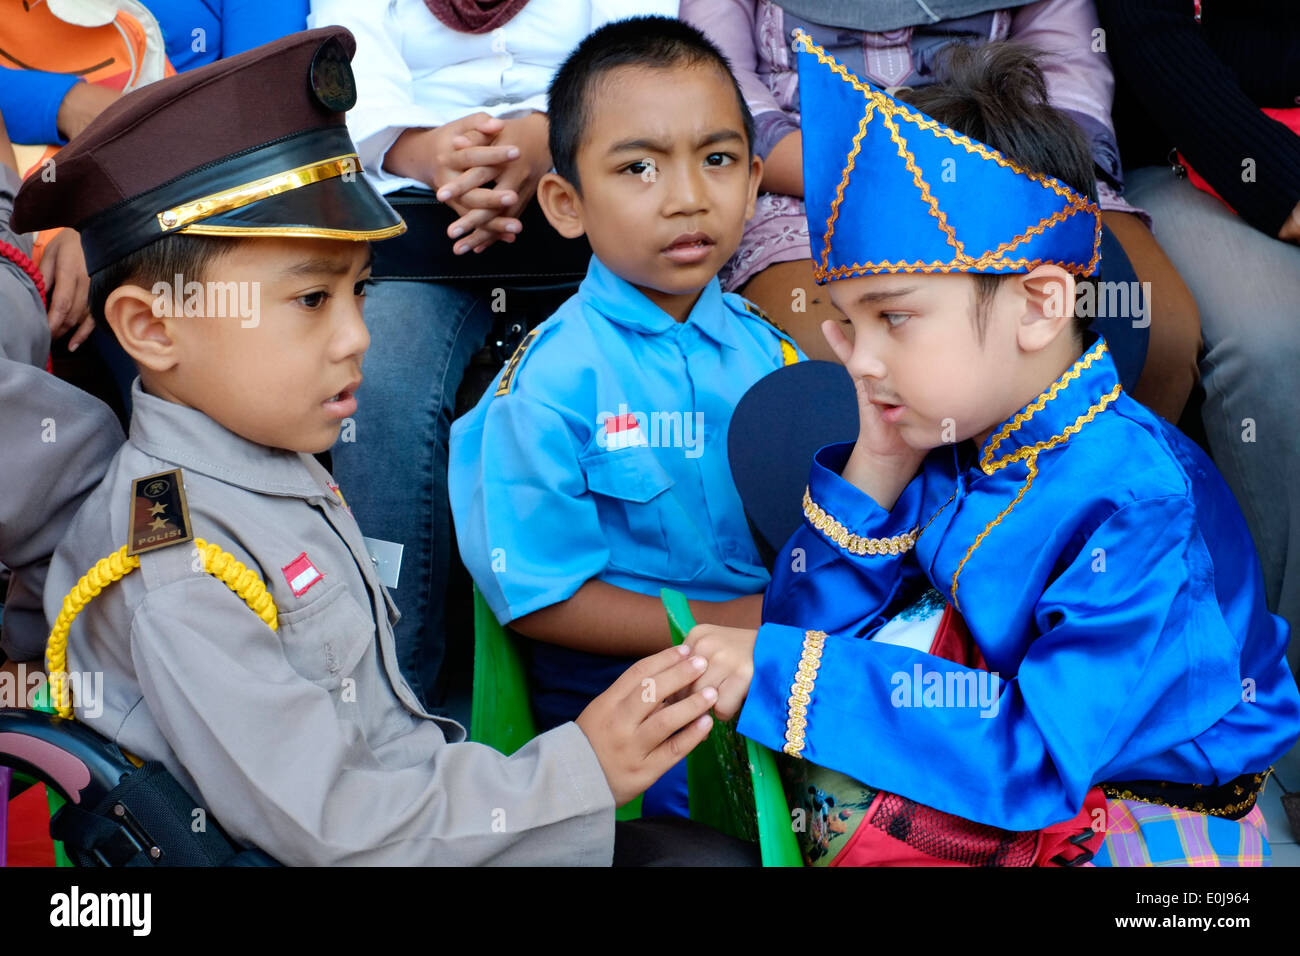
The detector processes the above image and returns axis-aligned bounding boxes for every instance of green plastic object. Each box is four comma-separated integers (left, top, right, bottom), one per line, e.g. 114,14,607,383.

661,588,802,867
470,586,539,757
469,586,642,821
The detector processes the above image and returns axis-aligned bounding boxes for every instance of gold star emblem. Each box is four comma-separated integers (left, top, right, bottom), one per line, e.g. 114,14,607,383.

149,502,167,516
149,517,169,532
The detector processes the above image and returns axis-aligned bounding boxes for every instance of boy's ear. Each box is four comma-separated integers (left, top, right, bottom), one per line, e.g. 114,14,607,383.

1016,264,1075,354
104,283,180,373
536,172,586,240
744,154,763,222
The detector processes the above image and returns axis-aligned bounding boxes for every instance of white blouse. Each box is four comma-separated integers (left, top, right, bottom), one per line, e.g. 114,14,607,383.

309,0,678,193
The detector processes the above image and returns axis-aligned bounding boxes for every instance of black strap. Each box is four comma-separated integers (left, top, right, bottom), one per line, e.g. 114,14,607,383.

371,187,591,281
50,761,279,867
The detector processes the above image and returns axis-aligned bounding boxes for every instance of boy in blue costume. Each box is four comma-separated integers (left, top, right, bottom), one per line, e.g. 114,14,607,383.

448,17,801,817
687,36,1300,865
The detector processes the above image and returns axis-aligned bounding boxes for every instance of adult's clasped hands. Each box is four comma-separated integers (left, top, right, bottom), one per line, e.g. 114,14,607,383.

426,110,552,255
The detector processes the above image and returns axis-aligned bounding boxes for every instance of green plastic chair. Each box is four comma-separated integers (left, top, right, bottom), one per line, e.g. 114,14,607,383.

469,584,802,864
661,588,802,867
469,586,643,820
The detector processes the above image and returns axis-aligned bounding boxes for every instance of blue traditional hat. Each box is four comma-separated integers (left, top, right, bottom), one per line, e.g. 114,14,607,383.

794,31,1101,283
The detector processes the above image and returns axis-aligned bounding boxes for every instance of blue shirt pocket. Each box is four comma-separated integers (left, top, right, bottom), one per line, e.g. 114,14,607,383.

582,446,707,583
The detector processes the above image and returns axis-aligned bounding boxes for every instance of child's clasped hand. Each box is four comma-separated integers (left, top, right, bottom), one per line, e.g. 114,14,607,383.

684,624,759,722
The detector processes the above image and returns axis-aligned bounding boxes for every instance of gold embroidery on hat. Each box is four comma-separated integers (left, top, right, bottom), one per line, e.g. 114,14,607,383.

794,31,1103,281
881,107,967,262
157,153,368,231
820,102,876,279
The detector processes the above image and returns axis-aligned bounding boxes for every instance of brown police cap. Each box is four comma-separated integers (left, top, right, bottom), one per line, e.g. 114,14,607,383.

12,27,405,274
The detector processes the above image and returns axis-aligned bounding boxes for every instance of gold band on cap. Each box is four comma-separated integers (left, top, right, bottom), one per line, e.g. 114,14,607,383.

156,154,363,231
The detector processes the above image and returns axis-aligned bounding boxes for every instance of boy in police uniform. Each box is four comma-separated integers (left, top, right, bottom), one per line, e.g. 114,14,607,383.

448,17,803,818
15,28,735,867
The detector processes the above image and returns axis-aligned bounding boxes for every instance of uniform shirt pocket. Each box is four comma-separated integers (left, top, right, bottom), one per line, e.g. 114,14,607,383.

582,446,707,582
276,582,374,691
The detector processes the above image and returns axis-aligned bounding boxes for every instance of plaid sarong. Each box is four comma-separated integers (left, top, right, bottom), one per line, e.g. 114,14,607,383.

1093,799,1269,867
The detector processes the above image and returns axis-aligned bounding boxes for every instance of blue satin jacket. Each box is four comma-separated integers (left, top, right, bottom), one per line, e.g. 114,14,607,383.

738,339,1300,831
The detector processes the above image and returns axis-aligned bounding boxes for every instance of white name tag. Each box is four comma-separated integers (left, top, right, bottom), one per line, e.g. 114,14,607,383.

363,537,404,589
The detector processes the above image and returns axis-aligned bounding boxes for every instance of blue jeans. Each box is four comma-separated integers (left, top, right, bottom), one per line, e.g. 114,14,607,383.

331,277,495,707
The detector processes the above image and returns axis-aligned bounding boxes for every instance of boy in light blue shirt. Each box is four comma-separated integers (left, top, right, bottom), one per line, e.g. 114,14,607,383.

449,16,800,814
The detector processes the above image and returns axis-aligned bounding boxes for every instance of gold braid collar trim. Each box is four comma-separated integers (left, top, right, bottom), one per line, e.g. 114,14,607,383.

794,31,1102,283
782,630,827,758
803,487,918,556
951,352,1123,610
45,539,278,718
981,339,1114,474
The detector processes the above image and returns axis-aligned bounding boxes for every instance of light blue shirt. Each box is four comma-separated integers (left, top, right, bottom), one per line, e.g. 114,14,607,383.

451,256,801,632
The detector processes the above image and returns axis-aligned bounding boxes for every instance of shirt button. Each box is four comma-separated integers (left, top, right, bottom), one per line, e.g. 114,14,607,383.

491,28,507,54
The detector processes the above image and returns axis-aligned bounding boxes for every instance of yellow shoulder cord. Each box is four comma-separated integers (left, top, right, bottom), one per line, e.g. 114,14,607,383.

780,339,799,366
45,538,278,719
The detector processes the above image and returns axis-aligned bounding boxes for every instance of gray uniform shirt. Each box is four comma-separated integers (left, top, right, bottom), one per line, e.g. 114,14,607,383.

0,164,50,367
2,162,124,660
44,380,615,865
0,358,124,661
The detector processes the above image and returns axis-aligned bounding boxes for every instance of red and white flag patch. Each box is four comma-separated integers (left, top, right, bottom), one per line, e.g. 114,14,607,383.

282,552,324,597
605,412,648,451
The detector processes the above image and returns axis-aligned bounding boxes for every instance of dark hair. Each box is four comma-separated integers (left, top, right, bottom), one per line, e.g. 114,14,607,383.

88,233,240,325
895,42,1098,340
547,16,755,191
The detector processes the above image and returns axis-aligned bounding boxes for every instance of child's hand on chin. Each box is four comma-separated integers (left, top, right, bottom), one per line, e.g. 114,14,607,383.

822,319,926,510
684,624,759,722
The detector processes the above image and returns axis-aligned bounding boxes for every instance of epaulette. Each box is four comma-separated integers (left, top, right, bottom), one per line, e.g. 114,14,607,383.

127,468,195,555
742,299,786,334
45,467,277,719
494,327,543,397
740,300,800,367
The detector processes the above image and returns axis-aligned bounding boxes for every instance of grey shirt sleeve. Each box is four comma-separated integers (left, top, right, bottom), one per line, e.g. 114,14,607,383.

0,358,124,661
0,163,50,367
128,573,616,866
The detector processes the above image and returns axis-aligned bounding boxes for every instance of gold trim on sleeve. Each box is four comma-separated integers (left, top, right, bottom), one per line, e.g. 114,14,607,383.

782,630,826,758
803,486,918,556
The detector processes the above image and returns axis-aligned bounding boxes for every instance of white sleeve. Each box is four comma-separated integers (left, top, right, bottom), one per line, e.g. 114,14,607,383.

308,0,444,189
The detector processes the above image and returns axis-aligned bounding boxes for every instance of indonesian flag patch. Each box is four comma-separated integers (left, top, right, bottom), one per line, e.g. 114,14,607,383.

605,412,649,451
282,552,324,597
